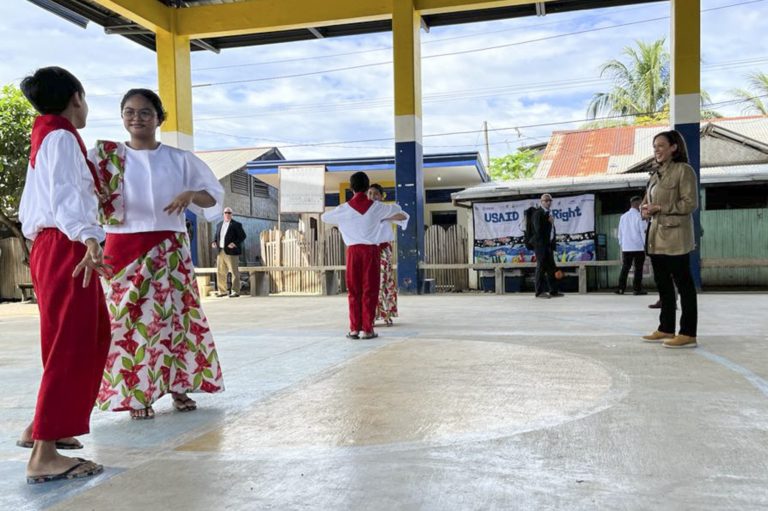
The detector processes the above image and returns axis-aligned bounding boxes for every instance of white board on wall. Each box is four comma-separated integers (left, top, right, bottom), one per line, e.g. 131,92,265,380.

278,165,326,214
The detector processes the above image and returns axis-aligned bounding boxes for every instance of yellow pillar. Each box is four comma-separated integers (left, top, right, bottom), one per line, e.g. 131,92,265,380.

392,0,424,294
156,22,194,150
670,0,700,127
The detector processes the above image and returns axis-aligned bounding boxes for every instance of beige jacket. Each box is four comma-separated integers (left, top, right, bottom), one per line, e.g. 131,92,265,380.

643,161,698,256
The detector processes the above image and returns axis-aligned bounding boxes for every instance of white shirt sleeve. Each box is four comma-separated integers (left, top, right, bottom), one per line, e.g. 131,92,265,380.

393,209,409,230
47,131,105,243
382,204,410,229
321,205,346,225
617,213,626,248
183,151,225,221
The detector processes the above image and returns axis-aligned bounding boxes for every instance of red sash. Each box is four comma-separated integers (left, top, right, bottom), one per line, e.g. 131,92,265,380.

347,191,373,214
29,115,104,201
104,231,178,275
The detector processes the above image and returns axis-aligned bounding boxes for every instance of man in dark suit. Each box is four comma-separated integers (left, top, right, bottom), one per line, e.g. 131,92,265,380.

531,193,562,299
211,207,247,297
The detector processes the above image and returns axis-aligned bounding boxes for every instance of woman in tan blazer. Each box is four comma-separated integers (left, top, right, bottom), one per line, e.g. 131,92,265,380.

641,130,698,348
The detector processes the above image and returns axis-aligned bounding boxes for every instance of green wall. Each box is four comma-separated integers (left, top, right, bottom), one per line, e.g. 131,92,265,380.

593,208,768,289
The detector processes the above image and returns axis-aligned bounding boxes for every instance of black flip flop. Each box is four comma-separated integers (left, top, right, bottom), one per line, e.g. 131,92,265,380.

26,459,103,485
17,439,83,450
345,332,360,339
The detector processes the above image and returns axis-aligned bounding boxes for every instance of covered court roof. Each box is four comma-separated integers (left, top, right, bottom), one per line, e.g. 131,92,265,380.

246,151,488,192
31,0,663,52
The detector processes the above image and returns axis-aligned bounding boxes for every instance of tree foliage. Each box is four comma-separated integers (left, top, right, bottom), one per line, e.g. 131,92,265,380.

488,149,539,181
0,84,36,262
730,71,768,115
586,38,720,126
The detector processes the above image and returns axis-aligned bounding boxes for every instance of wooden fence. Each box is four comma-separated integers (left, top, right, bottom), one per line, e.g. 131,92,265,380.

0,237,31,300
423,224,469,292
261,229,320,294
324,227,347,293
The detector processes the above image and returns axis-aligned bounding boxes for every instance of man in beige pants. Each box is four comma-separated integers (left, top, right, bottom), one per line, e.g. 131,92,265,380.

211,208,247,297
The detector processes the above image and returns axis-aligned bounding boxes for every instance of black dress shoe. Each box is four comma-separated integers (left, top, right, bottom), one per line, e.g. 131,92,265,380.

535,293,551,299
614,289,625,295
648,300,662,309
633,290,648,296
549,292,565,298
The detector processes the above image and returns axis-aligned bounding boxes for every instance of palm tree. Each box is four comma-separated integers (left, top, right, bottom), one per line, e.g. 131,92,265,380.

730,71,768,115
587,38,670,120
586,38,719,123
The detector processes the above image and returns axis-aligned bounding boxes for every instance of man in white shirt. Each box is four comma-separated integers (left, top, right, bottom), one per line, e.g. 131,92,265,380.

616,196,648,295
321,172,406,340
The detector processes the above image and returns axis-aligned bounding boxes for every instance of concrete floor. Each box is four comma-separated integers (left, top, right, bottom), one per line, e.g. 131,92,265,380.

1,292,767,511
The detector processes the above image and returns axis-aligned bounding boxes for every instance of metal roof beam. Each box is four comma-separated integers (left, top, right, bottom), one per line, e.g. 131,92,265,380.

415,0,540,15
89,0,172,33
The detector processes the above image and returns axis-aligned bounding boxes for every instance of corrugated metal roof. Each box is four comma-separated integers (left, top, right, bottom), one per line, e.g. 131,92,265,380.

452,164,768,204
536,117,768,179
195,147,275,181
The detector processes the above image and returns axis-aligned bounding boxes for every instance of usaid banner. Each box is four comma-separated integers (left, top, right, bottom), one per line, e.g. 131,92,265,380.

473,194,596,263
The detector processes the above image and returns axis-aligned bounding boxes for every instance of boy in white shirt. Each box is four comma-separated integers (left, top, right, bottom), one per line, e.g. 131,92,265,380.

322,172,406,339
17,67,110,484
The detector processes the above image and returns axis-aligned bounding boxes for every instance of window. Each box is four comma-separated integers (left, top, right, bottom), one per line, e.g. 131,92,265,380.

252,178,269,198
705,184,768,210
431,210,457,227
230,169,249,195
598,190,646,215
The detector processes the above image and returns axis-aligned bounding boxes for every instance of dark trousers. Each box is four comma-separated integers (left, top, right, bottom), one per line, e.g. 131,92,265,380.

534,244,558,295
618,251,646,292
650,253,698,337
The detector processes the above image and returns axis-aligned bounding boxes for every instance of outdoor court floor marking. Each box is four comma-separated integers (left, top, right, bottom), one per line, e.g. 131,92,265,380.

177,339,626,455
696,350,768,399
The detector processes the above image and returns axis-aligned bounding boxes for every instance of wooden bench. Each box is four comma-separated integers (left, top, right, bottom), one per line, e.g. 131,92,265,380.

18,283,36,303
194,265,346,297
419,261,622,295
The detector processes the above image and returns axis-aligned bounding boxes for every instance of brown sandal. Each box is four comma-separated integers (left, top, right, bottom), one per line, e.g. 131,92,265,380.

130,407,155,420
172,395,197,412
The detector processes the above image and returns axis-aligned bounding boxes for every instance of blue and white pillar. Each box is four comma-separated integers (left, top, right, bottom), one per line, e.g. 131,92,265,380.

392,0,425,294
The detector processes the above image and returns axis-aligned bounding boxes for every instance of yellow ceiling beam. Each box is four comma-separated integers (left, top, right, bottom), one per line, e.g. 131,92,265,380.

89,0,542,39
175,0,392,39
415,0,540,15
89,0,172,33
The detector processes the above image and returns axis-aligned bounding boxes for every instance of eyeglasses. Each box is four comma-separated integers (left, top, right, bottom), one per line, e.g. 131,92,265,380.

224,211,233,214
121,108,156,120
542,199,552,202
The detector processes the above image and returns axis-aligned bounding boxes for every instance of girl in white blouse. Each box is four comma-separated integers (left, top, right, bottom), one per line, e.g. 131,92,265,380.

90,89,225,419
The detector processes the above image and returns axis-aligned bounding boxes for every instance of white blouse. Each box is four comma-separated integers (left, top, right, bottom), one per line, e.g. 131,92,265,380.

321,201,406,246
19,130,105,243
89,143,224,234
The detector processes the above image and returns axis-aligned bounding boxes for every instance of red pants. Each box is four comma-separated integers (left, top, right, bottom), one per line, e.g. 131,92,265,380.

346,244,380,333
29,229,111,440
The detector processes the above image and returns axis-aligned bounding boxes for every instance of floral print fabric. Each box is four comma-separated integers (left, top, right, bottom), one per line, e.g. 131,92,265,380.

375,243,398,322
91,140,126,225
97,233,224,411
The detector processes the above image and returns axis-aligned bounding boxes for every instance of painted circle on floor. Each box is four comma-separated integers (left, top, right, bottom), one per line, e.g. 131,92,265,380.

180,340,625,452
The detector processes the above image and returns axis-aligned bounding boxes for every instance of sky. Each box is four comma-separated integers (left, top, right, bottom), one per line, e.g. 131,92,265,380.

0,0,766,162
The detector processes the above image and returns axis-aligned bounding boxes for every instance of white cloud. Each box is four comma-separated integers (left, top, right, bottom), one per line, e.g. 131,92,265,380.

0,0,765,160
